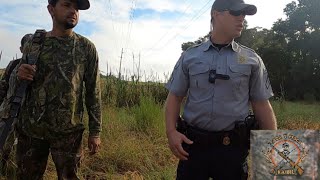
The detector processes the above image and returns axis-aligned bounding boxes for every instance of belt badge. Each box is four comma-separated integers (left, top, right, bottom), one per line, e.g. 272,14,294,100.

223,136,231,145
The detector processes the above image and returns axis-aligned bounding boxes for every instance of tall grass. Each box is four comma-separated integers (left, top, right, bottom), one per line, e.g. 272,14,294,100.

47,99,319,179
73,102,176,180
131,96,164,133
101,75,168,108
0,74,319,179
272,101,320,129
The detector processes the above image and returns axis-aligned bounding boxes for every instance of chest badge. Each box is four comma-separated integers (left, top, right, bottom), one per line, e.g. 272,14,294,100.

238,55,247,64
223,136,231,145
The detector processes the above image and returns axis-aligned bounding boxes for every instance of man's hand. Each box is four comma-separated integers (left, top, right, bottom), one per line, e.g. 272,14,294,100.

167,130,193,160
88,136,101,155
17,64,36,81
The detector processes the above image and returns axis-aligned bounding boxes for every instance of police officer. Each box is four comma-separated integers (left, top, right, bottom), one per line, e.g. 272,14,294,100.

165,0,277,179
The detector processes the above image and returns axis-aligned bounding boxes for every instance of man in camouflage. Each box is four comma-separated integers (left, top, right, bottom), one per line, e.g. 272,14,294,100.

0,33,32,175
3,0,102,179
0,34,32,104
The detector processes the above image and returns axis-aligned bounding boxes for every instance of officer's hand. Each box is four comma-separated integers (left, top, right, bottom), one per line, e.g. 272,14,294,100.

17,64,37,81
88,136,101,155
167,130,193,160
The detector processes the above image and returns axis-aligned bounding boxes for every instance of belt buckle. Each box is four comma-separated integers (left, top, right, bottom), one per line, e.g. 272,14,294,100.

222,135,231,146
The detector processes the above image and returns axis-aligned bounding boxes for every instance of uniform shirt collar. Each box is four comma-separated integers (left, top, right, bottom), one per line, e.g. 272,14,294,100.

202,38,240,53
202,40,213,52
230,40,240,52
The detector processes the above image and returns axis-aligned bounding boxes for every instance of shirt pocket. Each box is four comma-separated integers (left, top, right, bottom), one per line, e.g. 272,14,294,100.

189,64,210,89
229,65,251,100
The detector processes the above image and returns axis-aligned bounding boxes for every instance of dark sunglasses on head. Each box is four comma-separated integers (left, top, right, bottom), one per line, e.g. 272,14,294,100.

229,10,247,16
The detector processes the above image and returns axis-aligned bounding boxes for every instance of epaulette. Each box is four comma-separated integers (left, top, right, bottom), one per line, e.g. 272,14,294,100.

185,42,202,52
237,43,256,54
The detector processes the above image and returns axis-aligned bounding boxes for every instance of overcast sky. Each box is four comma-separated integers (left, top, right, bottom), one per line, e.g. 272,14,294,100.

0,0,296,82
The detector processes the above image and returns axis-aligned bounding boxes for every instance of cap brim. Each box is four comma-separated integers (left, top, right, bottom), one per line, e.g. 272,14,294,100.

78,0,90,10
230,3,257,15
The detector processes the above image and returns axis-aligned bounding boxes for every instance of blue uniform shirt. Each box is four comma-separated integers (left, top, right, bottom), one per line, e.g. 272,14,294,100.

166,40,273,131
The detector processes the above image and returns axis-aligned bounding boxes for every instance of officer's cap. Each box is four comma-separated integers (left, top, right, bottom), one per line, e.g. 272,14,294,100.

211,0,257,16
48,0,90,10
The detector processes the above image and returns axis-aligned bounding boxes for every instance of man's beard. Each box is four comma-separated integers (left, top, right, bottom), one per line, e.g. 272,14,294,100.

64,21,77,29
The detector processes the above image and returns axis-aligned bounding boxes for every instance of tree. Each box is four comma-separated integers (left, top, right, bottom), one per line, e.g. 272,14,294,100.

181,33,210,51
273,0,320,100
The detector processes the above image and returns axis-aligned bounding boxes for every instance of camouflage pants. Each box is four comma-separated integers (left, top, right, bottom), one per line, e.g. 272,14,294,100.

0,126,16,177
16,130,84,180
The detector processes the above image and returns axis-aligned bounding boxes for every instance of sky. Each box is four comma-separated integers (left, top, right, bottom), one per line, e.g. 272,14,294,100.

0,0,297,82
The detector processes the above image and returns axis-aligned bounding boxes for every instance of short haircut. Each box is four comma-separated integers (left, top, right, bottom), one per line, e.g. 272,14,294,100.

21,34,33,47
48,0,59,7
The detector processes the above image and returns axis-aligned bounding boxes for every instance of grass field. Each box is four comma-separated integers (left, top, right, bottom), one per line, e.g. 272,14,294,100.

41,99,319,180
0,76,319,179
272,101,320,129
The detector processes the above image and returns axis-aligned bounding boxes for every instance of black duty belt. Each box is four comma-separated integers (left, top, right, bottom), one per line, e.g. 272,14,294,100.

185,125,242,147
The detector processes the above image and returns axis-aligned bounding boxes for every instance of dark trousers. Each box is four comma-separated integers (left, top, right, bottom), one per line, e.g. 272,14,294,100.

176,126,248,180
16,130,84,180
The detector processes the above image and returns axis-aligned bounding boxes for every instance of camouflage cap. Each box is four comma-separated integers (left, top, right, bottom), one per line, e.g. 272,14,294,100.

21,33,33,47
48,0,90,10
211,0,257,16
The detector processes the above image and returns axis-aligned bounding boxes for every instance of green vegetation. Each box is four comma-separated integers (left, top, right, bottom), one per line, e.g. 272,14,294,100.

48,92,177,180
0,77,319,180
101,75,168,108
47,77,320,179
272,101,320,129
1,0,319,179
48,94,319,180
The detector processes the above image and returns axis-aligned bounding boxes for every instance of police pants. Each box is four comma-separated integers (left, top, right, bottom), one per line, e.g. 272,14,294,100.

176,128,248,180
16,130,84,180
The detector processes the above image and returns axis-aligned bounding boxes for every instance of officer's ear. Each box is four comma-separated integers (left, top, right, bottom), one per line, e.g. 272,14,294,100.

212,10,224,25
213,10,219,19
215,10,227,18
47,4,55,19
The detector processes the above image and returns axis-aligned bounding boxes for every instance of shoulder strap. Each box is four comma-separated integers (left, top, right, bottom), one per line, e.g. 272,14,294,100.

26,29,47,65
10,29,46,118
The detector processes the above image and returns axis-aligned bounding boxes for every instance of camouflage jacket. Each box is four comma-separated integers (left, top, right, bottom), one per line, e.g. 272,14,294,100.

1,32,102,139
0,59,20,105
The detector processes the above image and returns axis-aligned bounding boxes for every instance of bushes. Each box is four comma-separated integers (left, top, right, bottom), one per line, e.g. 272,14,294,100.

303,92,316,103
